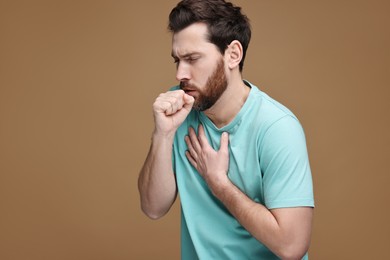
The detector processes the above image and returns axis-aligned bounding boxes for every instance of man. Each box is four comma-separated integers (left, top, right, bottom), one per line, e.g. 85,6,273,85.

138,0,315,259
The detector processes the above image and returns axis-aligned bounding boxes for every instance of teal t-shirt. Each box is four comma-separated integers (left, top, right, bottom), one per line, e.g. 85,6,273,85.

172,81,314,259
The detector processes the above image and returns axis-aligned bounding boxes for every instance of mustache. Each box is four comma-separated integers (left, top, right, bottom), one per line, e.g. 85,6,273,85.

180,81,197,91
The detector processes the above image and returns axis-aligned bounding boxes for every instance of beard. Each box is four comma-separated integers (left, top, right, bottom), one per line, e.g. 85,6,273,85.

180,58,228,111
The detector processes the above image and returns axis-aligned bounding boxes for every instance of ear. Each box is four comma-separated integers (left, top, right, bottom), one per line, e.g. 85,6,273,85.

225,40,243,70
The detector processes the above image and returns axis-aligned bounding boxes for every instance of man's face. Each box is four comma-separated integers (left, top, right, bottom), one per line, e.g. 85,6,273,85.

180,58,227,111
172,23,228,111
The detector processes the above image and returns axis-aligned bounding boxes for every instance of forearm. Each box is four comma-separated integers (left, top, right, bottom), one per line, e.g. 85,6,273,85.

214,181,311,260
138,132,177,219
185,123,313,259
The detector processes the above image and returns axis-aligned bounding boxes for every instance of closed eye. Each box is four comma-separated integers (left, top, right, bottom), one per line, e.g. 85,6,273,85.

171,53,201,67
186,57,198,63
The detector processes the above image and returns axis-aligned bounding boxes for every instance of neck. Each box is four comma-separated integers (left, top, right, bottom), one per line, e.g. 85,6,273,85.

204,76,250,128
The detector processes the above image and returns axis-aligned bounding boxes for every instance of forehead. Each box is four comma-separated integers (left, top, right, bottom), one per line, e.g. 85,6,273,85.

172,23,218,57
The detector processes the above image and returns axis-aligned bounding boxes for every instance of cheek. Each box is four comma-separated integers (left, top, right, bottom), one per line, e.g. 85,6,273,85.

193,66,211,86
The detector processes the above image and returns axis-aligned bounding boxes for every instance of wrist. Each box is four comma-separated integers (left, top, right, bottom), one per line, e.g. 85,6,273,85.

152,129,176,142
208,175,233,199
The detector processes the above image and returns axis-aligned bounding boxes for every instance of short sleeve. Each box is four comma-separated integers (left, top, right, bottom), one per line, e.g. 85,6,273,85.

259,116,314,209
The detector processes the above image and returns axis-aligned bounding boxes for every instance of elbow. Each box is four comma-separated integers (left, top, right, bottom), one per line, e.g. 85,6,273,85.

138,183,176,220
140,203,168,220
277,243,310,260
141,209,165,220
279,252,306,260
138,187,168,220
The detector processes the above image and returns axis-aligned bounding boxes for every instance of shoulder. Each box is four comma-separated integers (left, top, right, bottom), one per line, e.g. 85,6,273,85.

244,82,302,137
254,88,297,123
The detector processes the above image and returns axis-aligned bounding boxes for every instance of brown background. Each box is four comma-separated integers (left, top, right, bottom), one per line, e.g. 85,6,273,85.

1,0,389,259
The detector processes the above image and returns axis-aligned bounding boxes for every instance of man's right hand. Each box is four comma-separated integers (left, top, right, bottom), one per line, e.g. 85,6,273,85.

152,90,194,136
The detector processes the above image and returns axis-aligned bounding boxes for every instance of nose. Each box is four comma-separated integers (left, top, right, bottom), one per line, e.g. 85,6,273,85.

175,62,191,82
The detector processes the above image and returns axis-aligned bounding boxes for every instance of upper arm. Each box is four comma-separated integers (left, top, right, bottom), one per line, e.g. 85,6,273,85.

270,207,314,257
259,116,315,257
259,116,315,209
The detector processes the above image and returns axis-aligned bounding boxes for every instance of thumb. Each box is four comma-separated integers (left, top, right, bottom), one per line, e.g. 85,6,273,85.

183,94,195,110
219,132,229,152
173,93,194,122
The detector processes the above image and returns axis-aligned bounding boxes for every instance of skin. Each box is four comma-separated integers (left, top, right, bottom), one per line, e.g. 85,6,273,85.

179,57,227,111
138,22,313,260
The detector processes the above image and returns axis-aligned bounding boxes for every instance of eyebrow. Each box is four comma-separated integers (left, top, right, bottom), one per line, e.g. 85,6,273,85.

171,51,201,59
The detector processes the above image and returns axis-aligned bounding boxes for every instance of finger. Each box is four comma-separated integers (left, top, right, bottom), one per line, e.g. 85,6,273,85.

163,96,183,115
185,150,197,168
162,100,178,116
219,132,229,152
154,96,182,116
180,94,194,114
197,124,209,148
185,135,198,161
188,127,201,152
183,93,195,105
166,92,194,116
155,90,188,114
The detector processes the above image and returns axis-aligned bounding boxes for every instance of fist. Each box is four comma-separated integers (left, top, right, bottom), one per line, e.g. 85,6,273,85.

152,90,194,135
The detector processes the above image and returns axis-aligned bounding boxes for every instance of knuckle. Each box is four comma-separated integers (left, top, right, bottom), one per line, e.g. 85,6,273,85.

152,100,160,109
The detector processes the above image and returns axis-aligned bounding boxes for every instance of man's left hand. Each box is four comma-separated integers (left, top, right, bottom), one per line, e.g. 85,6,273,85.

185,124,230,195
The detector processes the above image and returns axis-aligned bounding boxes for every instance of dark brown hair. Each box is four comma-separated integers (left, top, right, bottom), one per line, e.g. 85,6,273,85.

168,0,251,72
